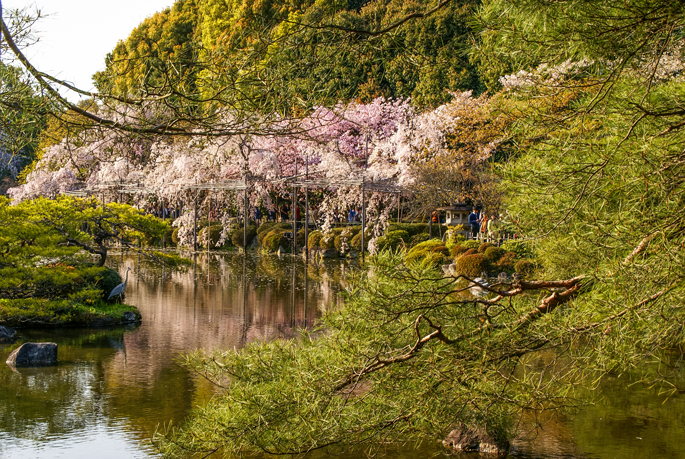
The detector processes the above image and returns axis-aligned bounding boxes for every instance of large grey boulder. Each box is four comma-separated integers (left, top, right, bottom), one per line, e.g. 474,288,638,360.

0,325,16,343
443,424,509,455
6,342,58,366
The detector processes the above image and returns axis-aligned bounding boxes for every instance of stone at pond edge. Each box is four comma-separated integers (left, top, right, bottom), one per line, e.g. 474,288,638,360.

442,424,509,455
0,325,16,343
6,342,58,366
122,311,136,323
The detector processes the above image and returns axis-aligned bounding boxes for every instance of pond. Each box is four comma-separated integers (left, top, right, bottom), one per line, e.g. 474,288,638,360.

1,252,684,458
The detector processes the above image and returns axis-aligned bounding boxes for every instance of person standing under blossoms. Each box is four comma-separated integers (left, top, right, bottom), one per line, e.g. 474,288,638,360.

487,214,502,243
468,208,480,239
348,208,356,223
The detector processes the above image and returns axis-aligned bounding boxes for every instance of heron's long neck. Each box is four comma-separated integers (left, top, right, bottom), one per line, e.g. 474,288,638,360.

124,270,129,285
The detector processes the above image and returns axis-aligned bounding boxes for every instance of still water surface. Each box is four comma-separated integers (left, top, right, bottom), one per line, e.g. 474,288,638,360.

1,252,684,458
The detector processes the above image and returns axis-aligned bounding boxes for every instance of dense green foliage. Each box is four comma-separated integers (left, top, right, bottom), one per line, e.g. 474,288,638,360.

6,0,685,454
231,224,258,248
0,197,173,325
376,229,409,251
94,0,199,97
95,0,483,110
0,298,140,327
151,0,685,454
155,252,581,457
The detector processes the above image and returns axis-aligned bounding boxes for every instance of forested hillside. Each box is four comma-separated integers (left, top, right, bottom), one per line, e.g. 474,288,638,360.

94,0,482,110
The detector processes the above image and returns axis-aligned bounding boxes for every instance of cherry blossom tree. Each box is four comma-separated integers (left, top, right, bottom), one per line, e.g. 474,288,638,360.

10,94,502,247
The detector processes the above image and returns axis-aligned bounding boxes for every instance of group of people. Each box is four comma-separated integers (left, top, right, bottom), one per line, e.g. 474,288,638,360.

347,207,362,223
146,204,180,220
468,208,503,241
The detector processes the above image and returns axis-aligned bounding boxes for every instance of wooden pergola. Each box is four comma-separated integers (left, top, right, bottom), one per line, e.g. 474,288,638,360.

63,174,409,259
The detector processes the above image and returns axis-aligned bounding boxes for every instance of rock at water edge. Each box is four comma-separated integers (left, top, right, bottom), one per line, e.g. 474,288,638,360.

442,424,509,455
0,325,16,343
122,311,137,323
6,342,58,366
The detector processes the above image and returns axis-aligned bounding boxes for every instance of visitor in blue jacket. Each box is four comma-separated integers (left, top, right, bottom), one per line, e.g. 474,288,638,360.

468,208,480,238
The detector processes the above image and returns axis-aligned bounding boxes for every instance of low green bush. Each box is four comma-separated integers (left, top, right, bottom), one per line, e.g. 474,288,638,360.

262,229,289,252
409,233,430,247
200,224,223,248
94,267,124,299
501,240,533,258
451,245,470,259
231,224,258,248
257,221,278,235
494,252,518,271
0,298,140,327
350,229,373,252
171,227,180,245
455,254,491,278
405,239,444,264
514,259,537,277
431,245,450,256
478,242,495,253
376,230,410,252
308,230,324,248
164,226,175,246
320,228,344,250
334,227,361,253
483,246,506,262
462,240,481,250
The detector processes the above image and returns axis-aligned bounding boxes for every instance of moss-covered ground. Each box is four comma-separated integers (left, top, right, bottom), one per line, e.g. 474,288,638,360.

0,298,141,327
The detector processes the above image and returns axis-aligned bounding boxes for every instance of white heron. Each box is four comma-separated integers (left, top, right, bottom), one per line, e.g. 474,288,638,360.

108,267,131,301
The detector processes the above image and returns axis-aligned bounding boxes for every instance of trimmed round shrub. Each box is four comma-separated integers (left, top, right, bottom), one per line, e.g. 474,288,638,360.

231,224,258,248
463,248,478,256
318,228,345,250
163,226,175,246
263,230,289,252
376,230,410,252
514,259,537,277
350,230,372,251
258,222,291,244
334,228,360,253
409,233,430,247
308,230,324,248
388,223,425,236
431,245,450,257
422,252,448,268
257,221,278,236
455,254,491,278
450,245,469,259
483,246,506,262
462,240,481,250
405,239,444,264
171,227,180,245
478,242,495,253
200,224,223,248
501,240,533,258
495,251,517,271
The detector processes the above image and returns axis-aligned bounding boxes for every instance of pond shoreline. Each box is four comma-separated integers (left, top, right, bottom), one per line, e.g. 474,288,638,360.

0,301,141,329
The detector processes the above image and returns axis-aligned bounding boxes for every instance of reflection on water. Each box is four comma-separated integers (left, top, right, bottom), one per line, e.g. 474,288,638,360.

0,252,348,458
1,252,684,458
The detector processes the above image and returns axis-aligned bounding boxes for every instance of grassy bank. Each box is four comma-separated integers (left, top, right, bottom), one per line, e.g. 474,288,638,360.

0,298,141,327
